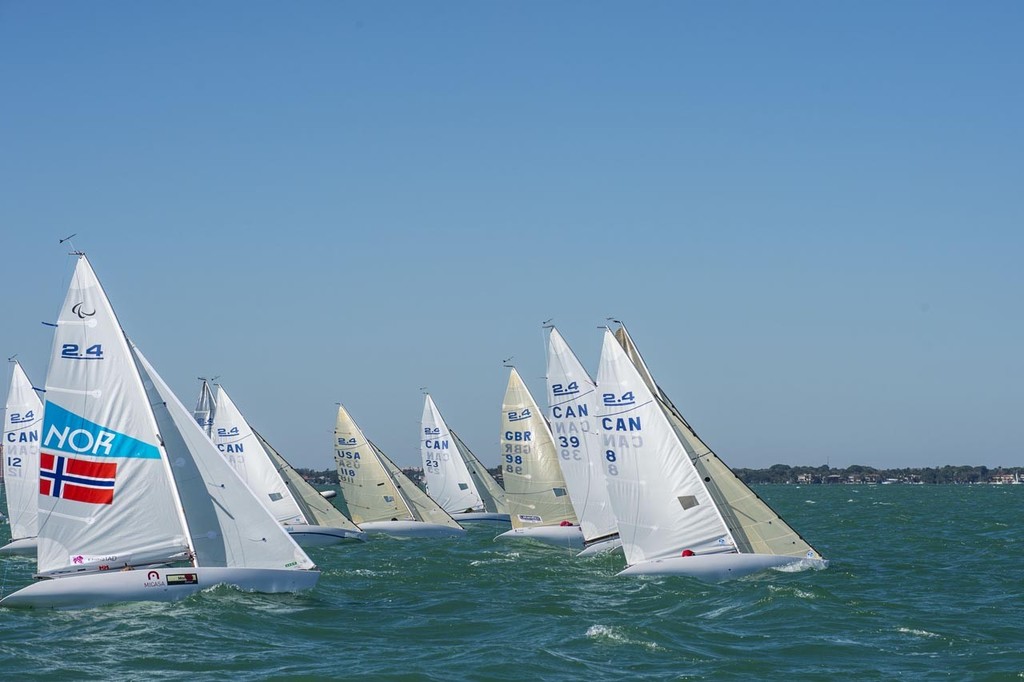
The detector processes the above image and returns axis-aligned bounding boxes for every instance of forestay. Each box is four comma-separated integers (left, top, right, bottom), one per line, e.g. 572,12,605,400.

2,362,42,543
500,368,578,530
546,327,619,545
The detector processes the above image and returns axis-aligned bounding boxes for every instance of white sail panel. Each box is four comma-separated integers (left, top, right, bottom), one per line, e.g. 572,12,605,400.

500,368,577,530
3,362,43,541
376,444,463,529
450,429,508,515
255,430,362,533
546,328,619,544
36,256,190,575
209,386,307,526
595,330,735,565
333,405,412,524
421,396,483,514
133,347,314,571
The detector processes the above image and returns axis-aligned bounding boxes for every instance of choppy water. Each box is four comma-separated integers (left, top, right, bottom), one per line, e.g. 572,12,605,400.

1,484,1021,680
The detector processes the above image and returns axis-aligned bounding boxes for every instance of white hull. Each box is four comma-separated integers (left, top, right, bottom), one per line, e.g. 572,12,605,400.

0,537,38,556
496,525,584,549
451,512,511,524
0,566,320,609
576,535,622,558
284,524,367,546
359,520,466,539
618,553,829,582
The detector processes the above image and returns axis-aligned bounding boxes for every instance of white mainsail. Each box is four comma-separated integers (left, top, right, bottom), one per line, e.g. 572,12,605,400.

421,395,484,514
545,328,619,549
1,361,43,553
496,368,580,546
206,385,307,526
34,256,192,577
613,325,825,561
597,326,826,580
334,404,463,537
1,255,317,608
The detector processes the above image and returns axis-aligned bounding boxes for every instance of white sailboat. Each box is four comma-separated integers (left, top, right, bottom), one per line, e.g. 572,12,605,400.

0,361,43,555
545,328,621,556
334,404,465,539
196,382,364,546
595,326,827,581
420,395,509,523
1,255,318,608
495,368,582,548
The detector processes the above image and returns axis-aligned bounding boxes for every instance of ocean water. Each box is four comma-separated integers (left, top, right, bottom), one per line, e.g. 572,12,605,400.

1,484,1021,680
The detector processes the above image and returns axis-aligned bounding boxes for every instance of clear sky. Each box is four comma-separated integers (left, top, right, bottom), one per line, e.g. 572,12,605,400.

2,2,1021,470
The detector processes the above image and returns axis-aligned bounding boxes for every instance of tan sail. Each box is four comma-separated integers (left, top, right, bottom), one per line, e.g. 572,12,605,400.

333,404,413,524
375,446,463,530
500,368,578,530
255,430,362,533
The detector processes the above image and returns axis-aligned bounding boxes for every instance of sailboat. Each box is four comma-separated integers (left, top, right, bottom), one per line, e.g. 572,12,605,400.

0,361,42,555
1,255,318,608
495,368,582,548
334,404,465,538
545,328,621,556
595,325,827,581
196,382,365,546
420,395,509,523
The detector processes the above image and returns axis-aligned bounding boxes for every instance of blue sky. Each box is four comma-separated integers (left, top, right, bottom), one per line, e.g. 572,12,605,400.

2,2,1021,470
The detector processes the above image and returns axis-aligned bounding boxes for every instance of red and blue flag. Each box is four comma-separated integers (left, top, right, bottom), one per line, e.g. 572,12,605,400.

39,452,117,505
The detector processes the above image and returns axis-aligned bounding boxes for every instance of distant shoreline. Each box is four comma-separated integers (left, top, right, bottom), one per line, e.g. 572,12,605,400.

292,464,1023,487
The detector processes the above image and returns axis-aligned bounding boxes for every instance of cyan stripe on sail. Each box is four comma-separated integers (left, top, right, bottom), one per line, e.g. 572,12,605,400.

42,402,161,460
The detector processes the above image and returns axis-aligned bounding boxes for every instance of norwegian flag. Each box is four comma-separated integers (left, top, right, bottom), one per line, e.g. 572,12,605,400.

39,452,117,505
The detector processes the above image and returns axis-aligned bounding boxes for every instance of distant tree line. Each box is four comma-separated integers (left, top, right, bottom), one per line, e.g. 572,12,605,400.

297,466,506,489
299,464,1021,487
731,463,1023,485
